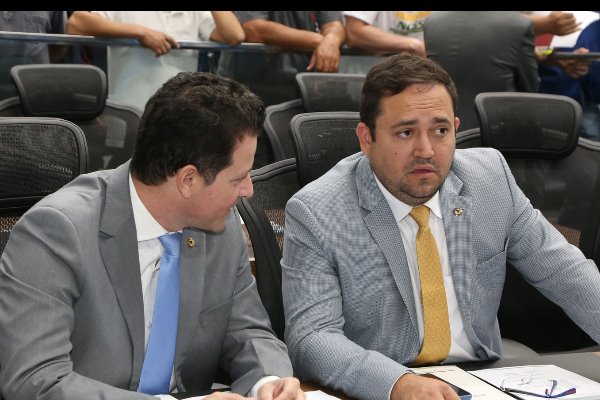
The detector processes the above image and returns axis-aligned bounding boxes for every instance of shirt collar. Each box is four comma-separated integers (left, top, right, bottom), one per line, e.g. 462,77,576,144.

374,174,442,222
129,173,169,242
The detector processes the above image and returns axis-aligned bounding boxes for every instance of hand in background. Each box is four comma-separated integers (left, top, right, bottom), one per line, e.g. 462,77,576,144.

138,27,179,57
546,11,581,36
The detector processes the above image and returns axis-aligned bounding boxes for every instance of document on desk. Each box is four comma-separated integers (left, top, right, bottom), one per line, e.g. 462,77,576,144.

470,364,600,400
181,390,340,400
412,365,514,399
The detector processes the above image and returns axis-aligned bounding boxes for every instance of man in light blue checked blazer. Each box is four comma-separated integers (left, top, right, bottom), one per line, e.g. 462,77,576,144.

282,54,600,400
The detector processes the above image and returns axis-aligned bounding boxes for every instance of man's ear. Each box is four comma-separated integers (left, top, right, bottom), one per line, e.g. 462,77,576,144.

356,122,373,154
454,116,461,133
176,165,200,199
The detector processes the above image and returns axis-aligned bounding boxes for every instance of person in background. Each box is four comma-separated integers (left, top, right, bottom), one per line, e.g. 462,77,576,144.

67,11,244,111
0,71,304,400
424,11,539,131
527,11,600,140
218,11,345,107
0,11,67,100
282,54,600,400
218,11,345,169
339,11,429,74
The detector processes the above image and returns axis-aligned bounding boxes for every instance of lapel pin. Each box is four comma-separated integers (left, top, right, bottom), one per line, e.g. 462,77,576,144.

453,207,464,216
187,237,195,248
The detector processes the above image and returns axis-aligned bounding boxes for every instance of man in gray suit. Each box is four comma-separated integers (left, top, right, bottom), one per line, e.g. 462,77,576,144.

0,72,304,400
282,54,600,400
424,11,539,131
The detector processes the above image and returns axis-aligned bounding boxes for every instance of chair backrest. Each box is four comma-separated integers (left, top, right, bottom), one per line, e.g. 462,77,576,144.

475,92,581,159
0,117,88,253
236,159,300,340
290,111,361,186
0,64,141,172
460,92,600,352
263,98,305,162
295,72,365,112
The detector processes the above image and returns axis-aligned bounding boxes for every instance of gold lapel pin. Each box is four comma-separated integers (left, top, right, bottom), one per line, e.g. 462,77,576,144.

187,237,196,248
453,207,464,216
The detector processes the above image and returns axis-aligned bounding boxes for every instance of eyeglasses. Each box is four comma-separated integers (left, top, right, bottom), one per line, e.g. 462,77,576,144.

500,375,577,398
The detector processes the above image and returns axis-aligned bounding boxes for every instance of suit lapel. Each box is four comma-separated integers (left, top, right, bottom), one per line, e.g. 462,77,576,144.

357,157,419,334
98,162,145,389
174,228,207,380
439,170,474,327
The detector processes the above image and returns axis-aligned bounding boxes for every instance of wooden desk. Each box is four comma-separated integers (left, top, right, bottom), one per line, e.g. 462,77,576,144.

300,352,600,400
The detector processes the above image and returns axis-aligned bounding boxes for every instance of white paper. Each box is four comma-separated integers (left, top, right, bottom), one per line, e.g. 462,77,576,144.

305,390,342,400
180,389,341,400
471,364,600,400
413,365,514,399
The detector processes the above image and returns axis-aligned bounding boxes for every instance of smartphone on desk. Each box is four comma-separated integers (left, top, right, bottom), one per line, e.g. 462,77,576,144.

421,373,473,400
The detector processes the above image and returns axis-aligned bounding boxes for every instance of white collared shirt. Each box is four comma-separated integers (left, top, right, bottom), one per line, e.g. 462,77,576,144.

128,173,276,397
374,175,478,363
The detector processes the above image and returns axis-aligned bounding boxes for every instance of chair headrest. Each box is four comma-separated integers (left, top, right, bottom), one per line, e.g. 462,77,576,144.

474,92,581,160
10,64,107,120
295,72,365,113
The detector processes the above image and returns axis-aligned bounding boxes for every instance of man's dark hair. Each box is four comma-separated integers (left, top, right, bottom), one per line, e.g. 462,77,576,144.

130,72,265,185
360,54,458,139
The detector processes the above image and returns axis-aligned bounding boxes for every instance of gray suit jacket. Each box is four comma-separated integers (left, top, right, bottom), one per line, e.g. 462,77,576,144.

282,149,600,400
0,162,292,400
424,11,539,131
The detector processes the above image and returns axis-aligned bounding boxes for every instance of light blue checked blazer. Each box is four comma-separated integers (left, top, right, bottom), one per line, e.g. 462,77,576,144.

282,148,600,400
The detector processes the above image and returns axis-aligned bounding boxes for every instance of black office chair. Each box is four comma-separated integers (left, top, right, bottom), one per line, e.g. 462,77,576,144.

290,111,361,186
0,117,88,253
263,98,305,162
457,92,600,353
0,64,141,172
237,158,300,340
295,72,365,112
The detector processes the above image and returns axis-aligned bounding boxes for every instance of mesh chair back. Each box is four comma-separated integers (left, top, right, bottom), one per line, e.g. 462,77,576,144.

295,72,365,112
0,64,141,172
475,92,581,159
463,93,600,352
237,159,300,340
263,98,305,161
290,112,361,186
0,117,88,252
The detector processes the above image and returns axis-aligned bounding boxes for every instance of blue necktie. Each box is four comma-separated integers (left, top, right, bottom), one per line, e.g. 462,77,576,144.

138,232,182,395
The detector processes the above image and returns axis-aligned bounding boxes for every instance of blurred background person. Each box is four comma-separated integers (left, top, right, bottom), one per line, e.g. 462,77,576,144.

340,11,429,74
424,11,539,131
0,11,67,101
67,11,244,111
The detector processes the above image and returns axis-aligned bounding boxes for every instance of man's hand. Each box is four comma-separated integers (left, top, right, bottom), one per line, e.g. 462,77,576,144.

138,27,180,57
204,393,247,399
308,34,341,72
545,11,581,36
391,374,461,400
557,47,591,78
257,377,305,400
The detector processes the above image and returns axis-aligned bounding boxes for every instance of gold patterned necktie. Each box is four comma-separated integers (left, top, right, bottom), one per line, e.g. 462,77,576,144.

410,205,451,365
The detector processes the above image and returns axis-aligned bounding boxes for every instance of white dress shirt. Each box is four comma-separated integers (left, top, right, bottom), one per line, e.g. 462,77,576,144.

128,174,277,398
374,176,478,363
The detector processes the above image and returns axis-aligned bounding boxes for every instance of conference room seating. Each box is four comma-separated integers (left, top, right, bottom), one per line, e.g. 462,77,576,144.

457,92,600,353
0,117,88,253
295,72,365,113
237,158,300,340
289,111,361,186
263,73,366,162
0,64,141,172
263,99,305,162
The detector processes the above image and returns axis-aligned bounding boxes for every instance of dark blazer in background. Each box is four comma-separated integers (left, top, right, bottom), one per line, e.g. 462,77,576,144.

424,11,539,131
